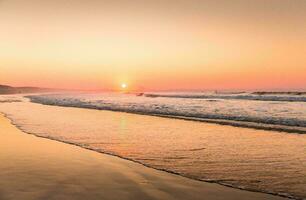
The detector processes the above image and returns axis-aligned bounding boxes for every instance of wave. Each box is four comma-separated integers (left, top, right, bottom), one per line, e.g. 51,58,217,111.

144,93,306,102
27,95,306,134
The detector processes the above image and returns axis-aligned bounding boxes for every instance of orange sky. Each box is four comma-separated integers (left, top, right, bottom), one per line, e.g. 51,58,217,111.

0,0,305,91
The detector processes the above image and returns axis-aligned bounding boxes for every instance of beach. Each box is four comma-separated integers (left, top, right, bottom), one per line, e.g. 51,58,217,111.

0,113,287,200
0,95,305,199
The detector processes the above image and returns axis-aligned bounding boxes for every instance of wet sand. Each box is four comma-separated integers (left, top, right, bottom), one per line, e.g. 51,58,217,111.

0,114,286,200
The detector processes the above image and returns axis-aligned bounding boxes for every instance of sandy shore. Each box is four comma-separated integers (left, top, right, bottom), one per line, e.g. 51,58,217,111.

0,114,286,200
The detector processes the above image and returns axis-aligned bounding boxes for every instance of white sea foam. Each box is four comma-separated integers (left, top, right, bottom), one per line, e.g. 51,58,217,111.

144,92,306,102
27,92,306,133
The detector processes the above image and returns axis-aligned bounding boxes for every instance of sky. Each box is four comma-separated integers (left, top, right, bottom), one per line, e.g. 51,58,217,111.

0,0,305,91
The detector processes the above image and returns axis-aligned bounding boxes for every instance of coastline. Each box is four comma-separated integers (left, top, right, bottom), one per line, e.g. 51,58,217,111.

0,113,287,200
0,96,305,199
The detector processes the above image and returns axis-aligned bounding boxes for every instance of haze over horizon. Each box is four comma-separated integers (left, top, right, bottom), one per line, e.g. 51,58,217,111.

1,0,305,91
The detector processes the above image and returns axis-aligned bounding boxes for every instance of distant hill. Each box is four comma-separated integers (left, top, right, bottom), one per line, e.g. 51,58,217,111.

0,84,59,94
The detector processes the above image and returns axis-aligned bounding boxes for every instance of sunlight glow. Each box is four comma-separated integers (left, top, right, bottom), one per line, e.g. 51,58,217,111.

121,83,127,89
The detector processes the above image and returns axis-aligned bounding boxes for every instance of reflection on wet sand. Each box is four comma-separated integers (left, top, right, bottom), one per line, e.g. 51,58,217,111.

0,114,285,200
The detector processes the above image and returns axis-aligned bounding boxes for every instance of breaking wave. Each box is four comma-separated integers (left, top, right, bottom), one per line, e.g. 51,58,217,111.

27,93,306,134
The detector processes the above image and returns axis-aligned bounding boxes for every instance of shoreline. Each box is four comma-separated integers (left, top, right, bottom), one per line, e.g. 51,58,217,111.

0,113,287,200
1,112,292,200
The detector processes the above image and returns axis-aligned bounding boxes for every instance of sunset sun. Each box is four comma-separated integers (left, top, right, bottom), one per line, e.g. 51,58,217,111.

121,83,127,89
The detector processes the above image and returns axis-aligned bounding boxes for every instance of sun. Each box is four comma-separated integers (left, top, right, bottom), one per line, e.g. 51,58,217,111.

121,83,127,89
